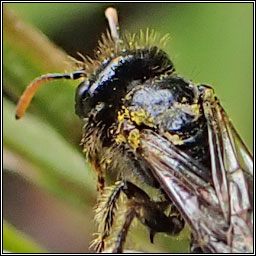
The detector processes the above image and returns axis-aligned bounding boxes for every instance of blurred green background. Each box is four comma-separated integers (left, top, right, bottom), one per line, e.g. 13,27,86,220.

3,3,253,253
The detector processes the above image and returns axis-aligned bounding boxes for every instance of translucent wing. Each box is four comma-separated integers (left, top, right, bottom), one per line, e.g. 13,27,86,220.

202,89,253,252
139,129,231,252
136,89,253,253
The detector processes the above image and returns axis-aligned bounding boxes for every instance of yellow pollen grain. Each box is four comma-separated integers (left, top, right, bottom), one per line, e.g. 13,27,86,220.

106,159,112,164
190,104,200,115
130,109,154,127
165,132,184,145
115,134,127,144
128,129,140,149
181,96,187,103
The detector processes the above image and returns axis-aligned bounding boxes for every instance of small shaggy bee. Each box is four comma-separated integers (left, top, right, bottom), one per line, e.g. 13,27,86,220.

16,8,253,253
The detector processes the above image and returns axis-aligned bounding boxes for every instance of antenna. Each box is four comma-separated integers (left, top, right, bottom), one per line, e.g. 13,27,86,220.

16,8,120,120
15,71,85,119
105,7,120,46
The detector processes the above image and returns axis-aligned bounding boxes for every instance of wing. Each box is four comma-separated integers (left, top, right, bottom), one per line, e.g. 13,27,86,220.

135,88,253,253
139,129,232,252
201,88,253,252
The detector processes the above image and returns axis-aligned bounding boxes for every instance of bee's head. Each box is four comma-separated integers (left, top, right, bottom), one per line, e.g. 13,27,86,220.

75,8,174,121
15,8,174,121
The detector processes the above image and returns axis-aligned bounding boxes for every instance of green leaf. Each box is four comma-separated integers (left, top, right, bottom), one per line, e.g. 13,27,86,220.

3,6,96,207
3,98,95,203
3,220,47,253
3,5,82,144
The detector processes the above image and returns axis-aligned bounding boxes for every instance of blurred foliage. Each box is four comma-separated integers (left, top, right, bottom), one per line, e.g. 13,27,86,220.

3,3,253,253
3,220,47,253
3,98,95,203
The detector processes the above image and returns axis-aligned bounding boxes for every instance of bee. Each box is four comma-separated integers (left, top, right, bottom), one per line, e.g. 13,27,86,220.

16,7,253,253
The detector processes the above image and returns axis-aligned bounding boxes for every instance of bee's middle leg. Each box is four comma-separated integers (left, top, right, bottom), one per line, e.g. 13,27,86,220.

94,180,185,252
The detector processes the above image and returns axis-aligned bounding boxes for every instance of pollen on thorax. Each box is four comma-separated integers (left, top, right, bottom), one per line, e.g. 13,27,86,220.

130,109,155,128
128,129,141,150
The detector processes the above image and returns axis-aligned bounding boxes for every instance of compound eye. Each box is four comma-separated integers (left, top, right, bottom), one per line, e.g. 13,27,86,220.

75,80,90,118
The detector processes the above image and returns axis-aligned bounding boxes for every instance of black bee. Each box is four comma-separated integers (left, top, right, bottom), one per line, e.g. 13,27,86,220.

16,8,253,253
